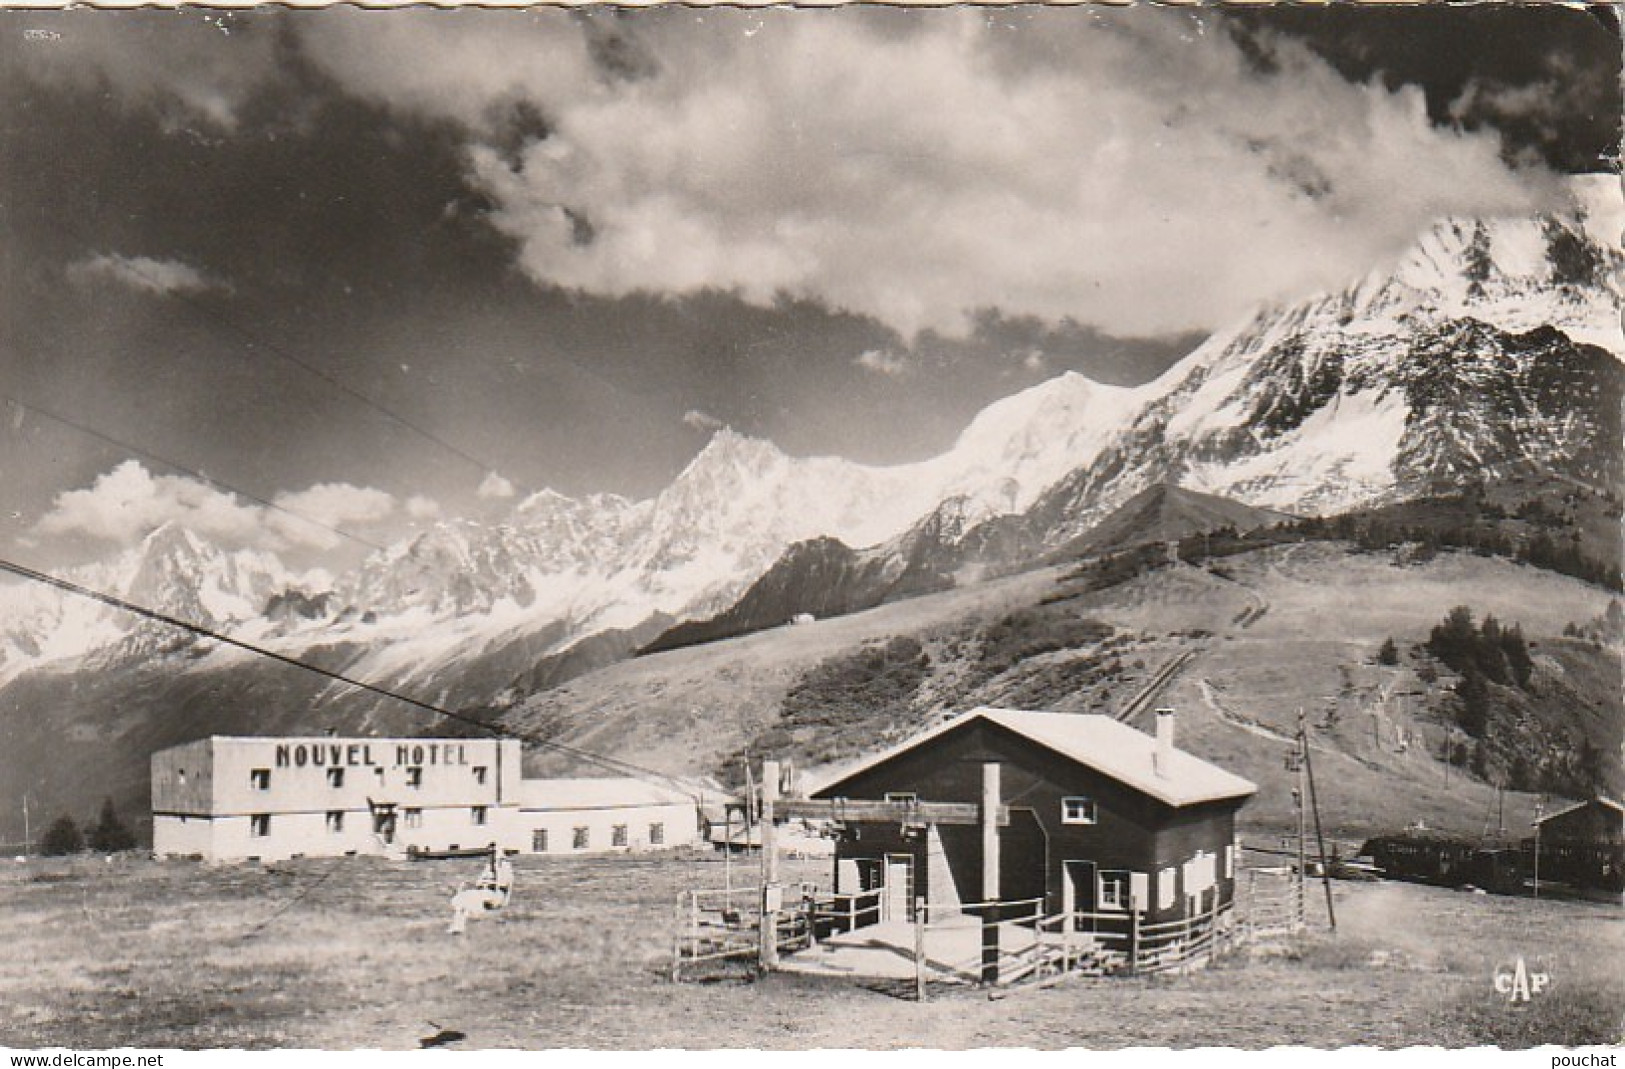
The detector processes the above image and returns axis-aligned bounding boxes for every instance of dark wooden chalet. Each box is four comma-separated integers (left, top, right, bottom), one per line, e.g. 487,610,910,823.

809,706,1256,928
1527,797,1624,894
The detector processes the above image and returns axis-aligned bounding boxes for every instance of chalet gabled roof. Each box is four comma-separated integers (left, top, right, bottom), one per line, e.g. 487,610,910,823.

811,706,1257,809
1535,796,1625,825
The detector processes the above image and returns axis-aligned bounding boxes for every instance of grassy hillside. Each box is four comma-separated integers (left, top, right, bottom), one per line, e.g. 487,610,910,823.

508,543,1621,841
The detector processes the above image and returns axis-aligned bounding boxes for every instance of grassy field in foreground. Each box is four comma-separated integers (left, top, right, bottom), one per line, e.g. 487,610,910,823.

2,850,1621,1050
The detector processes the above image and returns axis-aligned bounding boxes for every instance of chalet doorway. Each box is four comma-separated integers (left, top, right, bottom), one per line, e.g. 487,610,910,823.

884,854,914,922
1063,859,1097,929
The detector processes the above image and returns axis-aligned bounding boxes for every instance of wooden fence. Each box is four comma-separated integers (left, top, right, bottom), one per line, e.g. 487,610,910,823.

671,883,823,980
675,880,1266,991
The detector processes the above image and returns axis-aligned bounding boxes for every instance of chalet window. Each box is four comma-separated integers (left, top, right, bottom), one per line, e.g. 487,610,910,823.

471,806,488,826
1158,866,1176,910
573,827,590,850
327,768,345,789
326,811,345,834
884,792,917,804
532,829,549,853
1224,843,1235,880
405,767,423,788
403,808,423,829
649,823,664,846
1098,871,1131,912
250,814,271,838
1130,872,1149,913
1061,797,1097,825
473,766,488,785
612,824,628,847
1184,851,1216,894
250,768,271,791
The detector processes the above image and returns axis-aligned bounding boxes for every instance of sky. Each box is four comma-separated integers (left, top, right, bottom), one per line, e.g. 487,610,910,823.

0,4,1617,574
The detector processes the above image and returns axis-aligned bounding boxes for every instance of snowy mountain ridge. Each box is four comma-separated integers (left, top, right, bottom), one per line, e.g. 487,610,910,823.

0,176,1617,689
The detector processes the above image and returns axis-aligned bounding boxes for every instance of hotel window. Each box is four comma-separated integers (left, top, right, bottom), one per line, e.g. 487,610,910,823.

326,811,345,834
327,768,345,789
1061,797,1097,824
573,826,589,850
884,792,917,804
612,824,628,848
405,767,423,788
250,768,271,791
250,814,271,837
1098,872,1130,912
649,823,664,846
403,808,423,829
472,806,488,826
472,766,488,785
532,829,549,853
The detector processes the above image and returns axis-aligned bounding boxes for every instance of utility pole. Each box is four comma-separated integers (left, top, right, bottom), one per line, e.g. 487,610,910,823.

1302,716,1337,932
1286,719,1306,930
759,760,781,972
21,793,30,856
1532,798,1543,900
981,761,1001,984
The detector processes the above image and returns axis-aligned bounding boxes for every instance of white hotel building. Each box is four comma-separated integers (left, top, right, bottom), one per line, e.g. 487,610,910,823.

151,735,703,862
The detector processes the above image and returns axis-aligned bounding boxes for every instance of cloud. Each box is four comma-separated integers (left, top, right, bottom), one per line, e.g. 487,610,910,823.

12,12,280,131
66,253,226,297
298,8,1552,338
478,472,517,499
268,483,396,549
1448,48,1616,166
37,460,263,546
682,408,726,433
854,349,911,378
36,460,401,552
405,495,442,520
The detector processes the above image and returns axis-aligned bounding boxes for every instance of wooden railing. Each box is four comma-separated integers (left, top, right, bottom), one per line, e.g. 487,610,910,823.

671,882,821,980
676,881,1248,987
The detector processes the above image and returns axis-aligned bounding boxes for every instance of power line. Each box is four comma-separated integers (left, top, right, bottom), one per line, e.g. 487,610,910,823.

2,394,390,554
0,556,700,797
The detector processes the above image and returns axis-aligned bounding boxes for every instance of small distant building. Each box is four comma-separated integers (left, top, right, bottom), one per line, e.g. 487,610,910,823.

151,736,702,862
810,706,1256,927
1526,797,1624,894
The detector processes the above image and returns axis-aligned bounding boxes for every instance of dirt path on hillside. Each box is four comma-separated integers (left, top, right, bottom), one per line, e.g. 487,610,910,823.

1197,676,1384,773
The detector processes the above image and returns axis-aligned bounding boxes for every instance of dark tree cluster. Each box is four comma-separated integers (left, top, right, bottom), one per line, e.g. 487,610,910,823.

37,798,137,856
1279,509,1622,591
1428,606,1534,690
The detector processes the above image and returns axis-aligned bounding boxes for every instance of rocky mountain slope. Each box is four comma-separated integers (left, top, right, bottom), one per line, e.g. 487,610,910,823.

0,177,1619,843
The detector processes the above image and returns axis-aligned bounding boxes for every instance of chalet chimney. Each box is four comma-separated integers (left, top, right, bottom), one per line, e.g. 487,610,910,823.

1155,707,1175,778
